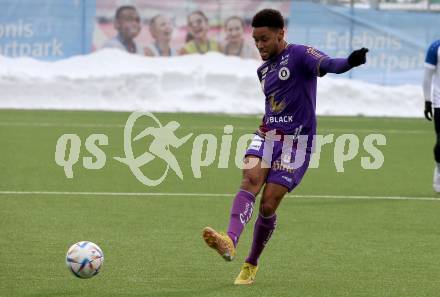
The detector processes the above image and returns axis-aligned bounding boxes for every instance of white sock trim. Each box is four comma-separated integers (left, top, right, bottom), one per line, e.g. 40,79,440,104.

259,212,276,219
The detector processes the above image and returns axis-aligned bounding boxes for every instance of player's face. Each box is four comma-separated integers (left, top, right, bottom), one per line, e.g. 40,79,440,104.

115,9,141,40
252,27,284,61
188,13,208,41
225,18,244,43
152,16,173,42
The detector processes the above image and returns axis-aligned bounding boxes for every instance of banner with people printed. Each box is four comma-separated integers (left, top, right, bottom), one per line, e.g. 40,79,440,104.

2,0,437,85
93,0,292,60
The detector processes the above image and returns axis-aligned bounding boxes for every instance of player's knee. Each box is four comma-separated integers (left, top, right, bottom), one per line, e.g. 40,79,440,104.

241,174,263,195
259,201,276,217
260,186,285,216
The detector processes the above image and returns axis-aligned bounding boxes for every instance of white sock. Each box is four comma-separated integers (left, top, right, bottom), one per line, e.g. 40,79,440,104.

437,163,440,171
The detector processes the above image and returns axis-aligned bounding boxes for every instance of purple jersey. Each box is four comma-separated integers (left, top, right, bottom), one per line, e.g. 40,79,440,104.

257,44,328,136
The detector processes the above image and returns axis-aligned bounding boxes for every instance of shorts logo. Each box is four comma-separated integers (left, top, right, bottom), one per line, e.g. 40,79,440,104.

278,67,290,80
281,176,293,183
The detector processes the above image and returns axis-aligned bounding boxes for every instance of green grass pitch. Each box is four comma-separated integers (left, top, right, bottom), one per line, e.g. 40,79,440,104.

1,109,440,297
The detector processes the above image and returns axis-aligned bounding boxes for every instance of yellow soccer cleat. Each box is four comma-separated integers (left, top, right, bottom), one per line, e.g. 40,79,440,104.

234,262,259,285
202,227,236,261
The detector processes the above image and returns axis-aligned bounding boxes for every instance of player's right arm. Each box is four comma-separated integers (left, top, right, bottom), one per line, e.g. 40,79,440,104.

423,40,439,121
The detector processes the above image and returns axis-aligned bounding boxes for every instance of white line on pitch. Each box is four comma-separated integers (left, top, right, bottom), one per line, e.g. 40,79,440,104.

0,191,230,197
0,122,126,128
0,191,439,201
0,121,429,134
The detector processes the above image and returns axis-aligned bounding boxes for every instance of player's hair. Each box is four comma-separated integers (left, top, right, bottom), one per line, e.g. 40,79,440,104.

115,5,137,20
188,10,209,24
224,16,244,29
251,9,284,29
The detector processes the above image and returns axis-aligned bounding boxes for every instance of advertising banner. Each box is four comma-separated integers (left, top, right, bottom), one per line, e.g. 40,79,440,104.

0,0,95,60
93,0,291,59
287,1,439,85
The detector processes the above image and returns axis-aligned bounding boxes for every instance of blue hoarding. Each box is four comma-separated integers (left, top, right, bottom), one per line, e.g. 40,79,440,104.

287,1,439,85
0,0,95,60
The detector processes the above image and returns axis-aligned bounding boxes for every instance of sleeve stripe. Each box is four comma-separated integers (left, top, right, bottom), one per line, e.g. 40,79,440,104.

317,57,326,77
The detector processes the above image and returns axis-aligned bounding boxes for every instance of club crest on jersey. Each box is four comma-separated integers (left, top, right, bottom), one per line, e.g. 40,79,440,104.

278,67,290,80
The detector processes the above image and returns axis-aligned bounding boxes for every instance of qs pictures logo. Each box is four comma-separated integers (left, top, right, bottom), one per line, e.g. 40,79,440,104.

114,112,193,186
55,112,387,187
54,112,193,187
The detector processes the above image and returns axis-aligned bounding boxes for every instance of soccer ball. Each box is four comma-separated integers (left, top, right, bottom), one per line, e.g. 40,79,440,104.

66,241,104,278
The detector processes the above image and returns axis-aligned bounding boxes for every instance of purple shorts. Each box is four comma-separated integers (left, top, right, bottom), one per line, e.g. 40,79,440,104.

245,133,312,192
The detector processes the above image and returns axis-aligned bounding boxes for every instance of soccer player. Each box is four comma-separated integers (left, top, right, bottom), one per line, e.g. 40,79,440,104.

202,9,368,285
423,39,440,192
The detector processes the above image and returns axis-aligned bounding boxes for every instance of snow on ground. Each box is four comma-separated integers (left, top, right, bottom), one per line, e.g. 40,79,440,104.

0,49,423,117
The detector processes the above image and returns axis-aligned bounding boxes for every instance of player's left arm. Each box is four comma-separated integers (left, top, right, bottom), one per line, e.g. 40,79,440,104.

301,46,367,77
319,48,369,76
